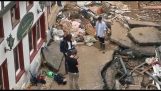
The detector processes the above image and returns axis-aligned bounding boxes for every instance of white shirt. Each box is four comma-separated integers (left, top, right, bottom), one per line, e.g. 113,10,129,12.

96,21,107,37
67,41,72,50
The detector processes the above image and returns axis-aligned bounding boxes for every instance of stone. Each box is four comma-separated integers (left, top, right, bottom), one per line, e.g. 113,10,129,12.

110,21,155,56
128,27,161,46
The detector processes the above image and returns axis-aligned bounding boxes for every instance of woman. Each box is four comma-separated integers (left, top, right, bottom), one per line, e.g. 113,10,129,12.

60,33,75,74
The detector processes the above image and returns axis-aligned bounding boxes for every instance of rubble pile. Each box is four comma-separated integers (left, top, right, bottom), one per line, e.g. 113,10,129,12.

128,27,161,46
91,1,161,90
51,1,161,90
53,1,102,46
122,1,161,22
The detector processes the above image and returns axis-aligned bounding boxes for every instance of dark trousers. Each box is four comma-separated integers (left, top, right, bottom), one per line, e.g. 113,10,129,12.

63,53,68,74
98,36,105,50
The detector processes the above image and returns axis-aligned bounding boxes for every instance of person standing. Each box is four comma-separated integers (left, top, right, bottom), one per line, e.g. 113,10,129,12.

95,16,109,53
66,49,80,90
60,33,75,74
57,1,62,7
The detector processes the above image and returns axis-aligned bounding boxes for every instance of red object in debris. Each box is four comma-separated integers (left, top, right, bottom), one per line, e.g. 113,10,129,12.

89,6,103,15
37,75,45,80
97,6,103,14
151,61,161,66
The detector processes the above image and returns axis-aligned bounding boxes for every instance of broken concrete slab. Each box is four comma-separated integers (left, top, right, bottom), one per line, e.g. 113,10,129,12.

128,27,161,46
127,20,161,29
42,41,63,72
110,21,155,56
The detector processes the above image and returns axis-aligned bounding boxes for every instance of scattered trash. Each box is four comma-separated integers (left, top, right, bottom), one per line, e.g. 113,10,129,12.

43,70,67,85
29,70,46,86
43,1,161,90
84,35,97,46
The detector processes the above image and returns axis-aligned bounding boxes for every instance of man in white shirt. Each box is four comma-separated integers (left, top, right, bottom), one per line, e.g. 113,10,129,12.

95,16,109,53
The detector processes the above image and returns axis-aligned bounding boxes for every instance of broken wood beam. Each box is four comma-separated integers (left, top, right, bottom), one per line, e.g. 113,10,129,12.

140,66,153,74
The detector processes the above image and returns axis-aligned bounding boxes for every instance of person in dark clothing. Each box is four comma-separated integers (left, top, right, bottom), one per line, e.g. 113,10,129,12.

60,33,75,74
57,1,62,7
66,49,80,90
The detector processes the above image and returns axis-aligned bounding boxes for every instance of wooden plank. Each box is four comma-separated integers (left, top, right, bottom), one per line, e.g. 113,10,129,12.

140,66,152,74
133,69,144,76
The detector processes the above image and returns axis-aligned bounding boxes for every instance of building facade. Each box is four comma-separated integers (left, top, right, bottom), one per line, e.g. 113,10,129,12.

0,1,46,89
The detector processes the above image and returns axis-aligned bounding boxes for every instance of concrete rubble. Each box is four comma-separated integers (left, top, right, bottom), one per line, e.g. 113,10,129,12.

110,21,156,56
27,1,161,90
56,1,161,90
101,1,161,90
128,27,161,46
127,20,161,29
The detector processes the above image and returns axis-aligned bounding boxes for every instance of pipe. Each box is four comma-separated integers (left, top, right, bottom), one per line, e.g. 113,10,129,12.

116,55,128,80
155,47,161,64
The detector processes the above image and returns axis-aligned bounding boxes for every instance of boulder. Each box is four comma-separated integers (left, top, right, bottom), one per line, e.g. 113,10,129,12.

110,21,155,56
128,27,161,46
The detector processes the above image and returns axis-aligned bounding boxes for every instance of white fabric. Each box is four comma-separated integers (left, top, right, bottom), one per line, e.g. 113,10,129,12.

96,21,107,37
68,41,72,50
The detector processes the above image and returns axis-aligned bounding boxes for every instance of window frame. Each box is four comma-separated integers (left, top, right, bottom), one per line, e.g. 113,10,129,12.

0,66,2,90
29,13,46,63
13,41,25,83
10,1,20,29
0,60,9,90
0,17,4,44
26,1,33,11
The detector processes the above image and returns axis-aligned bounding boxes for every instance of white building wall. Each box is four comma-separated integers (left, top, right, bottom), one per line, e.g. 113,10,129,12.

0,1,46,89
0,42,6,65
7,50,16,89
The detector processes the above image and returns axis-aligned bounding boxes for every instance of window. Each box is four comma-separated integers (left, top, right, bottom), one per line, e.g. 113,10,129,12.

11,1,20,29
0,17,4,43
26,1,33,11
36,20,41,42
0,60,9,90
14,48,19,72
13,41,25,83
0,68,2,90
28,14,46,62
29,30,33,52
